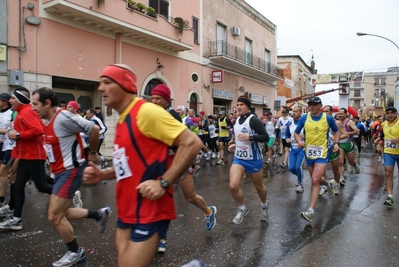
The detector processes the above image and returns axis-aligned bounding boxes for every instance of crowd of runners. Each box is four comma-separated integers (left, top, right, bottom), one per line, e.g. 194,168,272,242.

0,64,397,267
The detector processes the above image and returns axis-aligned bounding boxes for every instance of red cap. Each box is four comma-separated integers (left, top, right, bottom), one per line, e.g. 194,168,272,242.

100,64,137,94
151,84,171,102
67,101,79,110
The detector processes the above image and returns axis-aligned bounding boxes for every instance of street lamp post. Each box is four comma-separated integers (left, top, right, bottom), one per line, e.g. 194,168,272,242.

356,32,399,50
356,32,399,111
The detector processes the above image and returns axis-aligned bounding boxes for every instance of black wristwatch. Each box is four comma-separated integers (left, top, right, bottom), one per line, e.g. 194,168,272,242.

160,177,169,190
16,132,20,139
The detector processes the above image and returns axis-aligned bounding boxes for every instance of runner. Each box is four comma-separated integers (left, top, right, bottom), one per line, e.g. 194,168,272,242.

285,107,305,192
227,96,269,224
151,84,217,252
375,106,399,206
294,97,339,222
337,108,360,184
83,64,203,266
275,109,292,170
31,88,112,267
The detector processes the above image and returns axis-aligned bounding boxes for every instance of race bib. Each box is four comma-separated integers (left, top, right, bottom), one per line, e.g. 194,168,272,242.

235,145,252,160
45,144,56,163
112,147,132,181
385,140,398,149
306,145,324,159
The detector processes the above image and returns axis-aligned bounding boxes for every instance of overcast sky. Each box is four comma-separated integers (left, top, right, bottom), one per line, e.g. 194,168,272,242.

245,0,399,75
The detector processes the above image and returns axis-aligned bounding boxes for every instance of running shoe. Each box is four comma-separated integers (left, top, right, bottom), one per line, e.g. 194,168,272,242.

216,158,224,165
205,206,217,230
181,259,204,267
300,209,313,222
158,240,166,253
319,185,327,196
339,176,346,186
378,156,381,162
52,247,86,267
211,152,216,159
260,203,269,222
232,207,249,224
280,162,286,170
296,184,304,193
354,164,360,174
0,218,22,231
266,159,271,165
193,166,201,178
0,205,13,217
96,207,113,234
334,184,341,195
72,190,83,209
195,154,202,164
384,195,395,206
327,179,335,199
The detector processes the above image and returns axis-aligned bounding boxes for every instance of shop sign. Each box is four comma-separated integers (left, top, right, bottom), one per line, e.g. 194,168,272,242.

212,70,223,83
250,93,263,105
212,89,234,100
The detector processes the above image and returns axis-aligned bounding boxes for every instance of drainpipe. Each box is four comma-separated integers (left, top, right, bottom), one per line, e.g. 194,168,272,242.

18,0,21,69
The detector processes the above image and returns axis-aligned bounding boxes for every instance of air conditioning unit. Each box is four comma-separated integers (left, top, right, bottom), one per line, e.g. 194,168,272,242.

231,26,240,36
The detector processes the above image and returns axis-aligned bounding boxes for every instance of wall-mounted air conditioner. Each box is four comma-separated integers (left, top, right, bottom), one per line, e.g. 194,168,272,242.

231,26,240,36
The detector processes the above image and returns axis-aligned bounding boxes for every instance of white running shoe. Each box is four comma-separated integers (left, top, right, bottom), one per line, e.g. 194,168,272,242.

72,190,83,208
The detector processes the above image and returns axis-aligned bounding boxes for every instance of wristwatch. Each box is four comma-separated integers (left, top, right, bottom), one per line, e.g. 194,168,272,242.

160,177,170,190
16,132,20,139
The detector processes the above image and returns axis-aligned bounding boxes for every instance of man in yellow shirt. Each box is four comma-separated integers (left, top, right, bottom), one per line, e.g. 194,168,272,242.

375,106,399,206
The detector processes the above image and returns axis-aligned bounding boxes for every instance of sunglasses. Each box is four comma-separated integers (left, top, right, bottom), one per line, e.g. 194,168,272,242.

308,102,319,106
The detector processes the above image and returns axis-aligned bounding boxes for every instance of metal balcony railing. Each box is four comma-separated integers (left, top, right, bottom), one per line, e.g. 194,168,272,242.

208,40,284,79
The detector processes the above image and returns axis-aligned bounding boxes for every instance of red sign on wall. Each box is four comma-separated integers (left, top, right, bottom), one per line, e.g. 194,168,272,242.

212,70,223,83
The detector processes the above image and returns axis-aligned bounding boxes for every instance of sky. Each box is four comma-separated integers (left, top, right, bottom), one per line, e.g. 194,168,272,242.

244,0,399,105
245,0,399,74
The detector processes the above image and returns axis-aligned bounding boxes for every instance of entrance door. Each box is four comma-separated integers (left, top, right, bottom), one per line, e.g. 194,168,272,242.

190,93,198,112
52,88,94,113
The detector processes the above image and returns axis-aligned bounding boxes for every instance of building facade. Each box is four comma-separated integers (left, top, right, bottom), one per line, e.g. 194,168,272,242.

2,0,202,156
201,0,283,117
363,67,399,117
2,0,284,155
276,55,315,114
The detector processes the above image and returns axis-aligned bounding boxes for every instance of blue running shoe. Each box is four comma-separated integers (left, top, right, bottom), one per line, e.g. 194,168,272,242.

205,206,217,230
158,239,166,253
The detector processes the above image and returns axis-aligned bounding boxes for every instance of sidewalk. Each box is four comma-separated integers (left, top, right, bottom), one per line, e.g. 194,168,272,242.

277,159,399,267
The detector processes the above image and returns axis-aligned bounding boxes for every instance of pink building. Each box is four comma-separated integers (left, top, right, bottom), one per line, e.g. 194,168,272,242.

1,0,283,155
2,0,201,155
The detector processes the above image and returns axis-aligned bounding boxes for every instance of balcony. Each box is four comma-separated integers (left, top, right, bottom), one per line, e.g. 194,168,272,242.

42,0,193,52
208,41,283,83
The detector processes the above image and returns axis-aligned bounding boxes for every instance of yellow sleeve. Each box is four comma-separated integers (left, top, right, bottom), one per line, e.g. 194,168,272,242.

136,102,187,146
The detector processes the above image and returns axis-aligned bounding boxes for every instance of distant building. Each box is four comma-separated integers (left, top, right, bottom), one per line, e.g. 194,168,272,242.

277,55,315,114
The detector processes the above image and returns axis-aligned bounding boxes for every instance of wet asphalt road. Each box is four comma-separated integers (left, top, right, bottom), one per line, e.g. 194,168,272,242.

0,145,392,267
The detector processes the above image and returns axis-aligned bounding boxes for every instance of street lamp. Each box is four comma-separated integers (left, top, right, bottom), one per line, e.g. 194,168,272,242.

356,32,399,50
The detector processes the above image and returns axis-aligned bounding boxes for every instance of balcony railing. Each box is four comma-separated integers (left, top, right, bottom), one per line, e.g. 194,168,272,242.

208,40,283,79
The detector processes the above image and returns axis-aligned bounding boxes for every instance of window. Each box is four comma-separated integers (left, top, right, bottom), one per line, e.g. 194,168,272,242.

149,0,169,18
216,23,226,55
354,90,361,97
264,49,270,72
193,17,199,44
144,78,163,98
245,38,252,65
374,77,386,86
